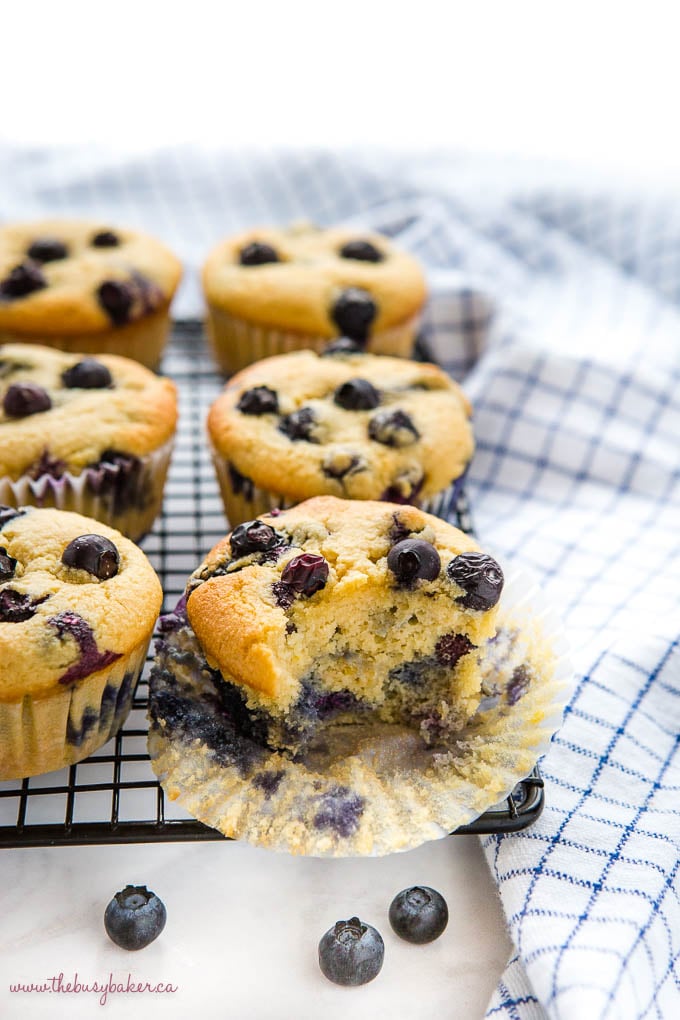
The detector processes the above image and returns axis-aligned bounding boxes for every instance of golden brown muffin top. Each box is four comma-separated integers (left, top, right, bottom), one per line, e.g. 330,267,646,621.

202,224,426,336
0,343,177,479
208,348,473,503
0,219,182,335
0,506,162,701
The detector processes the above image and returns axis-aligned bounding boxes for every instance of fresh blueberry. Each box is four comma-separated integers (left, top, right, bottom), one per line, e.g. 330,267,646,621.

280,553,329,596
333,378,380,411
278,406,318,442
368,408,419,447
230,520,285,558
61,358,113,389
339,239,384,263
0,547,17,582
318,917,384,986
321,337,365,356
237,386,279,415
446,552,504,610
0,261,47,299
3,382,52,418
27,237,68,263
387,539,440,584
97,280,134,326
104,885,167,951
331,287,377,341
91,230,120,248
239,241,280,266
61,534,120,580
388,886,448,944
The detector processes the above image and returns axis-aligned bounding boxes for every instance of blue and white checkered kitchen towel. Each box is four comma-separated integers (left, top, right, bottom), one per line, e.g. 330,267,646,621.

1,145,678,1019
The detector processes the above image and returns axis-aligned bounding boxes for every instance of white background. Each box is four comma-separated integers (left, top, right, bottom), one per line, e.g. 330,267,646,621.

2,0,679,184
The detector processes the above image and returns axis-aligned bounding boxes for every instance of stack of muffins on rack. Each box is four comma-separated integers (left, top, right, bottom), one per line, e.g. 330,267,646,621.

0,218,180,780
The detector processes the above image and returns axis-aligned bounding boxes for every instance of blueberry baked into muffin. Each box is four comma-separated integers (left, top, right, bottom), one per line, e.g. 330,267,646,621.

0,220,182,368
201,223,427,374
0,343,177,541
148,497,563,856
0,506,162,780
208,346,473,527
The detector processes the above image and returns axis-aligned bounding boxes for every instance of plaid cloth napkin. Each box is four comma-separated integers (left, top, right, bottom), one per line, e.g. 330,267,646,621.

1,145,678,1018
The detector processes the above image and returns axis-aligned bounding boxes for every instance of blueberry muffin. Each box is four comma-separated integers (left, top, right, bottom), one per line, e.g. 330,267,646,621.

147,497,562,855
202,223,427,374
0,506,162,780
207,346,473,527
0,220,182,368
0,343,177,542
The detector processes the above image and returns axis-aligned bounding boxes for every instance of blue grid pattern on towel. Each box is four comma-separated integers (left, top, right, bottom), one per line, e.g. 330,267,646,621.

1,145,678,1019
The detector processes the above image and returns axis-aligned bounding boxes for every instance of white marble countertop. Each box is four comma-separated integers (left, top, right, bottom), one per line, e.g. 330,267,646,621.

0,834,510,1019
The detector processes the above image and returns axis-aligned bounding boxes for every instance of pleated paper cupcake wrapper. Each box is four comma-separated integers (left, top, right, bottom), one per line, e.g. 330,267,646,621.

0,438,174,544
211,444,468,529
147,565,572,857
0,638,150,781
205,305,421,376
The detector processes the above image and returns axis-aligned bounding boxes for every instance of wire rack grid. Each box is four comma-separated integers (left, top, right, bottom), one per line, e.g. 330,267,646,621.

0,323,543,848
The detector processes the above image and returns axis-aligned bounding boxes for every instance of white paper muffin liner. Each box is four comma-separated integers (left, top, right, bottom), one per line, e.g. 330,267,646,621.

210,442,468,528
0,638,150,781
0,438,174,543
147,564,572,857
205,305,421,376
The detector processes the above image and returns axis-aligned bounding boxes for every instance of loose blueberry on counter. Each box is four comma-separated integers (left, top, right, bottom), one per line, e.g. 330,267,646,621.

368,408,419,447
0,262,47,299
61,358,113,389
27,238,68,263
0,506,24,528
239,241,280,266
278,406,318,442
230,520,285,559
318,917,384,986
97,280,134,326
91,229,120,248
339,238,384,263
280,553,329,595
333,378,380,411
389,886,448,944
321,336,365,356
3,382,52,418
446,551,504,610
387,538,440,584
331,287,377,341
61,534,120,580
0,547,17,582
104,885,166,951
237,385,279,415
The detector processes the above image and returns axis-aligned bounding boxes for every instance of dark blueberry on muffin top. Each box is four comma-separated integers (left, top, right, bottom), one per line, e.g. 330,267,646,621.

61,534,120,580
331,287,377,341
61,358,113,390
446,552,504,610
280,553,329,595
0,547,17,582
97,280,134,326
91,230,120,248
239,242,280,266
278,406,319,442
3,382,52,418
0,262,47,299
322,337,366,356
339,239,384,263
237,386,279,415
27,238,69,263
368,408,419,447
333,378,380,411
230,520,285,559
387,539,441,584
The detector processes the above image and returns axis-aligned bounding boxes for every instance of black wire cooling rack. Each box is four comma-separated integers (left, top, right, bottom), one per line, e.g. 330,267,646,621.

0,323,543,848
